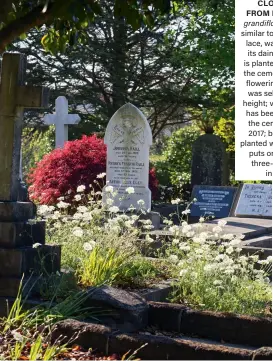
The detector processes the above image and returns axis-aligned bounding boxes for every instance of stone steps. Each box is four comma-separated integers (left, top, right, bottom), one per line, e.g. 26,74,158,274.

241,234,272,248
204,217,272,240
50,297,272,360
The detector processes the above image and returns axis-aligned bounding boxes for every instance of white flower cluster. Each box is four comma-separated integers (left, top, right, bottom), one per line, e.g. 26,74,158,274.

170,218,271,294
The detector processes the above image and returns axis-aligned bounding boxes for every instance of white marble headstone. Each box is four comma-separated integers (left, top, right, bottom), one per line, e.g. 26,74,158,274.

102,103,152,211
43,96,81,148
234,183,272,218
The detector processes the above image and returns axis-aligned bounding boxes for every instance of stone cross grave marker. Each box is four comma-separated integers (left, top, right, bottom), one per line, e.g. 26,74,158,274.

191,134,229,187
234,183,272,218
0,53,49,200
43,96,81,148
102,103,152,211
0,53,61,313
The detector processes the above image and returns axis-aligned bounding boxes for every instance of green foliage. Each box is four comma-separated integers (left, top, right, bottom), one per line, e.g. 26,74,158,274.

0,0,172,53
1,280,104,332
150,155,171,186
39,187,167,290
163,126,202,186
0,279,109,360
214,117,235,153
22,127,54,181
9,0,235,139
171,262,271,316
0,0,226,53
165,219,271,316
214,117,235,176
78,244,166,289
7,335,66,361
39,272,79,302
79,245,132,287
116,258,169,288
11,188,272,322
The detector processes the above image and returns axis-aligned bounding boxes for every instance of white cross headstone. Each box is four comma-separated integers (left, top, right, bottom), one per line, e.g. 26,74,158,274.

43,96,81,148
102,103,153,211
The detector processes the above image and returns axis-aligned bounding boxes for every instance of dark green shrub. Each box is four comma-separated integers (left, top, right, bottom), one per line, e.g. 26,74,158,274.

163,125,202,186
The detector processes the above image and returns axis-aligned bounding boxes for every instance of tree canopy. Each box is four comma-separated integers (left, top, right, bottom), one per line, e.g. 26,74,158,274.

0,0,223,53
10,0,234,139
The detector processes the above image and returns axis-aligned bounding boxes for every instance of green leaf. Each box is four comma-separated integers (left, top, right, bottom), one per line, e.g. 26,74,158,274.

143,12,155,28
41,33,50,47
19,33,27,40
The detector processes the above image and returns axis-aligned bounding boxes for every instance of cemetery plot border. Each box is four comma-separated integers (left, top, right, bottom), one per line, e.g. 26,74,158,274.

50,295,272,360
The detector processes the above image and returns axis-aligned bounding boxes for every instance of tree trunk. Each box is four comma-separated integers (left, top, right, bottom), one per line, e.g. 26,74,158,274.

110,16,128,112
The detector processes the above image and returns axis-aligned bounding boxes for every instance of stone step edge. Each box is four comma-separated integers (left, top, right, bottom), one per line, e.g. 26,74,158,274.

148,301,272,348
50,319,270,360
141,227,272,241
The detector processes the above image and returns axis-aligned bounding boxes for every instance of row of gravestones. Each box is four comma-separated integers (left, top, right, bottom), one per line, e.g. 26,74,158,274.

190,183,272,219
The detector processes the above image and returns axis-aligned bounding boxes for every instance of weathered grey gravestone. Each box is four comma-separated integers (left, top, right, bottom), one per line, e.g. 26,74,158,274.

191,134,229,187
234,183,272,218
43,96,81,148
102,103,152,211
0,53,60,314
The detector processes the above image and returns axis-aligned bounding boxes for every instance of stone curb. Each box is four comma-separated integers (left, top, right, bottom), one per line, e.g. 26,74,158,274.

50,319,270,360
136,279,174,302
240,246,272,260
148,302,272,348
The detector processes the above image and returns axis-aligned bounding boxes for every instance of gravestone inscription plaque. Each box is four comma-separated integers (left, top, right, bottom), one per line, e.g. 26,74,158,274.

190,185,237,218
234,184,272,218
102,103,152,211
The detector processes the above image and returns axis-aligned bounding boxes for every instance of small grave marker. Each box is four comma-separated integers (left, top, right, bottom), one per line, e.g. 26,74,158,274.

102,103,152,211
43,96,81,148
234,183,272,218
190,185,237,218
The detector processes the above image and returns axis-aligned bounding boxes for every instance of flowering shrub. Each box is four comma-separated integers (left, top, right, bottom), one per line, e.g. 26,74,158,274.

166,219,272,316
28,134,159,204
33,182,272,317
36,186,166,289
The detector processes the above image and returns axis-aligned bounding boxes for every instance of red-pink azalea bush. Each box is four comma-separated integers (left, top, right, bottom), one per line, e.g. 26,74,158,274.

28,134,158,204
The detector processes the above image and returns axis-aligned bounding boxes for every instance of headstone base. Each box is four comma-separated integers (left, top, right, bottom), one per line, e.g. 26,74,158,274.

0,201,61,317
0,245,61,277
0,296,45,317
0,221,45,248
0,201,35,221
0,276,42,298
138,211,161,230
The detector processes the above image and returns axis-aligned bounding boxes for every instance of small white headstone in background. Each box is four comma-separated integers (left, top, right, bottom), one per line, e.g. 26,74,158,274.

235,183,272,217
43,96,81,148
102,103,152,211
